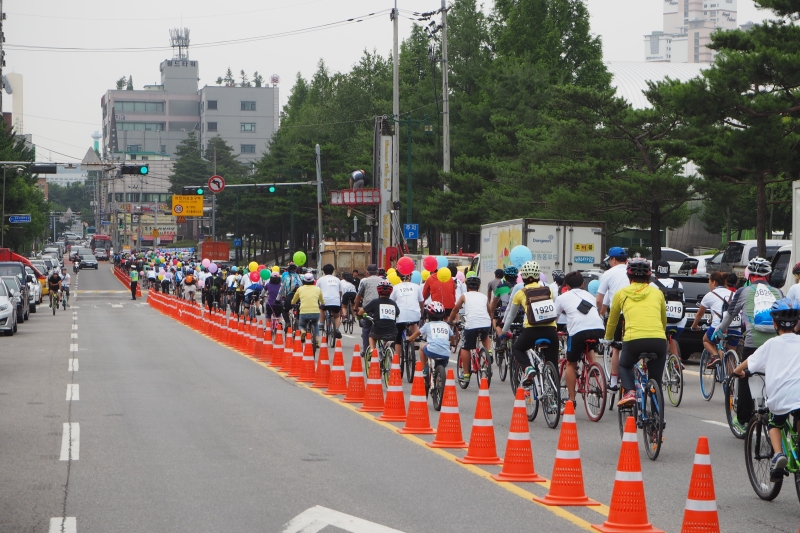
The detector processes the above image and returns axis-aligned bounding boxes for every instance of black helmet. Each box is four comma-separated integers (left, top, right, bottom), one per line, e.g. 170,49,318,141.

626,258,651,278
465,276,481,289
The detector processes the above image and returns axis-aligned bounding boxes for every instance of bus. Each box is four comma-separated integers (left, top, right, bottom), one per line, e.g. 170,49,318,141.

90,234,112,260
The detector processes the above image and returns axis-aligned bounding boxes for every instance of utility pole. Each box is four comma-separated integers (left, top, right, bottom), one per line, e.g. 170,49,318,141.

0,0,5,115
441,0,452,253
212,146,216,241
315,144,324,264
391,1,400,208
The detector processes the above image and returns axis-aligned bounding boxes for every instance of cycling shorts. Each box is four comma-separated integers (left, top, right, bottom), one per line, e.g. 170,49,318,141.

341,292,356,306
462,327,490,350
566,328,604,362
62,286,70,296
395,322,416,345
265,303,283,317
422,345,450,362
705,326,737,346
769,409,800,431
321,305,341,315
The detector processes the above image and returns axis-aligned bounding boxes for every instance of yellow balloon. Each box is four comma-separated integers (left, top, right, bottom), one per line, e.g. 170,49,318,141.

158,275,164,280
437,268,452,283
272,266,280,273
388,273,402,285
421,270,430,281
387,268,397,277
248,261,258,272
177,262,182,268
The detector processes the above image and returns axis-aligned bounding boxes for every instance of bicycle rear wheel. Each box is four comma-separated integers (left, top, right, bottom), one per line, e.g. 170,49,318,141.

664,352,683,407
699,349,716,401
724,375,747,439
404,340,416,383
584,362,607,422
456,362,469,389
642,378,664,461
541,361,561,429
478,347,491,387
558,359,568,415
745,416,782,500
327,316,335,346
497,339,509,381
432,363,446,411
381,345,393,387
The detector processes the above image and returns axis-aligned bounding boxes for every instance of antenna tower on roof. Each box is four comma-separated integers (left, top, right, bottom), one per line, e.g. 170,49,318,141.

169,28,190,60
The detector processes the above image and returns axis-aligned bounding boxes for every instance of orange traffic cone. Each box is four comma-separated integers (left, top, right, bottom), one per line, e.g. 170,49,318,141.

457,377,502,465
253,325,264,359
533,400,598,505
298,340,316,383
680,437,720,533
325,340,348,395
246,323,255,354
378,353,406,422
280,330,297,373
359,349,385,413
492,386,544,482
311,339,331,389
341,346,365,404
428,368,467,448
270,327,286,368
398,361,435,435
289,334,303,378
592,417,664,533
259,326,273,363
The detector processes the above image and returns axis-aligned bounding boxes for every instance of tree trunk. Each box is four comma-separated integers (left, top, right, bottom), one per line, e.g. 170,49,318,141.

756,173,767,257
429,229,440,255
725,206,731,246
650,209,662,262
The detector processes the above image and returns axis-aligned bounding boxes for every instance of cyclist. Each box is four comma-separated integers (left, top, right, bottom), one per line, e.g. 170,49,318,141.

786,262,800,306
487,268,504,298
264,271,283,328
244,278,263,323
555,271,605,407
490,266,519,338
390,271,425,360
291,272,324,340
408,301,453,376
47,270,62,309
280,263,302,325
354,264,383,350
340,272,357,320
650,260,687,359
422,264,456,318
690,272,733,366
207,271,224,313
448,275,492,380
549,270,568,333
316,264,343,339
717,256,783,434
59,267,71,307
500,261,559,386
161,268,172,295
146,266,158,291
596,246,629,390
183,271,197,304
733,298,800,481
605,258,667,407
359,279,400,352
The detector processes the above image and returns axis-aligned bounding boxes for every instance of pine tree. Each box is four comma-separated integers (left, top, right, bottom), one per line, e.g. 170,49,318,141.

126,76,133,90
239,70,251,87
253,72,264,87
115,77,127,90
223,68,235,86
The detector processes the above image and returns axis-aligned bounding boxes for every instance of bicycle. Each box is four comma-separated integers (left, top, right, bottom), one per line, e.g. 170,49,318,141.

322,309,335,347
360,315,394,388
743,371,800,503
399,323,417,383
599,340,618,411
723,372,750,439
453,321,492,389
61,289,68,311
298,315,319,358
699,328,740,401
662,330,684,407
508,337,561,427
424,353,448,411
341,301,355,334
558,337,606,422
50,289,60,315
611,341,664,461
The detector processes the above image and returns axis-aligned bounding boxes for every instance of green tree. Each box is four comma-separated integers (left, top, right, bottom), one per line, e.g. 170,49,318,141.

115,77,127,90
239,70,251,87
168,131,207,194
223,68,235,86
126,76,133,90
0,123,46,251
215,77,223,85
253,72,264,87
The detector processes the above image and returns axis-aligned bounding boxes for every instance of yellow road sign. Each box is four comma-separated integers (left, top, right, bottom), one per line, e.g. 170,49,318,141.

573,243,595,252
152,229,159,238
171,195,203,217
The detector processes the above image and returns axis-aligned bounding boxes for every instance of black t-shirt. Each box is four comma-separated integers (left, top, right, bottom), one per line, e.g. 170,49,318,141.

48,274,61,289
363,297,400,338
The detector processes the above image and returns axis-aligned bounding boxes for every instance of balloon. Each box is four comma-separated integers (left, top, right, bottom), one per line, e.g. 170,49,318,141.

436,256,449,269
197,279,204,289
422,256,438,272
396,256,414,276
539,273,547,284
158,275,164,280
455,271,465,282
411,271,422,285
173,259,178,265
509,245,532,268
249,271,260,282
248,261,258,272
466,270,476,278
272,266,280,273
258,264,267,271
177,262,182,268
202,258,211,268
388,273,402,286
516,274,522,285
437,268,452,283
421,270,430,281
293,251,307,266
387,268,397,278
260,269,270,280
209,263,218,274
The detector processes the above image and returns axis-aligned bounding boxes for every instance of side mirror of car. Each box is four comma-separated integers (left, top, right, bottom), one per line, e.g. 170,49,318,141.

26,275,34,283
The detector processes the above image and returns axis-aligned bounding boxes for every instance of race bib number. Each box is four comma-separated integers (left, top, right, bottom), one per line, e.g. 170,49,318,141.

730,313,742,328
666,301,683,320
429,325,451,340
379,304,396,320
530,299,557,322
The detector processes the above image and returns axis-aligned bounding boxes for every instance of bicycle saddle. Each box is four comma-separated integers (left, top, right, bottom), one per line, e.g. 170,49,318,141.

639,352,658,362
534,339,551,347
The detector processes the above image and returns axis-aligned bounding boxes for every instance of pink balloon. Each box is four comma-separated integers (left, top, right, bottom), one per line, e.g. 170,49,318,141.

456,271,465,282
422,256,438,272
202,258,210,268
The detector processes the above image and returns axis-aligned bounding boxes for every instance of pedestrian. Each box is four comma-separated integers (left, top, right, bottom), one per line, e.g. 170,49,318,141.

130,267,139,300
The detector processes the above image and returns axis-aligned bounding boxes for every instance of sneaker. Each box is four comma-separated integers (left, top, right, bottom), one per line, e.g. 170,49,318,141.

522,366,536,387
705,355,720,369
334,330,342,339
422,366,429,377
617,390,636,407
770,452,788,481
609,374,619,391
731,417,747,434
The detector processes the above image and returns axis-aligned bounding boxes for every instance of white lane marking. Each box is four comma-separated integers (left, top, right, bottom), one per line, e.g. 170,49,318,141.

66,384,79,401
703,420,729,428
59,423,79,460
68,359,78,371
111,304,123,308
49,517,77,533
342,334,357,339
684,369,700,376
71,333,78,339
70,344,78,352
282,505,405,533
72,325,78,330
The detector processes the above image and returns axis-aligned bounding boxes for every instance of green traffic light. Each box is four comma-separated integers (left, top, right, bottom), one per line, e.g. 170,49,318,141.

269,186,276,193
140,165,149,175
197,188,204,195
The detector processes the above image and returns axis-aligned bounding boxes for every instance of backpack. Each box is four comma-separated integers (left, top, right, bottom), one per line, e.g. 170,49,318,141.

710,289,742,328
748,284,778,333
525,285,557,325
654,279,685,324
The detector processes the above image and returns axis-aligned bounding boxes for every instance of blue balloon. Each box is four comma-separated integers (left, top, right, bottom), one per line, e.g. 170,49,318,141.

436,255,449,269
509,245,532,268
411,270,422,285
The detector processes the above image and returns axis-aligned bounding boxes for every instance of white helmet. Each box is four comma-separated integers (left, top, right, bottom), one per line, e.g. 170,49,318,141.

519,261,541,280
748,256,771,276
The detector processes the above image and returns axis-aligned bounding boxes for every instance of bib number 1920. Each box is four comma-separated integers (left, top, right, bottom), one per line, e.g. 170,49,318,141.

531,300,557,321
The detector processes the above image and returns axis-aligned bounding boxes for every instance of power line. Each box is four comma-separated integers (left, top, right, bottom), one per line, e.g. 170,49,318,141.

24,113,99,126
33,144,83,162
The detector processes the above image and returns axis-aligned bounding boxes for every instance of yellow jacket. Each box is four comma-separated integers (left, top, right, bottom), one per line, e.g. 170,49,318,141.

605,282,666,342
292,284,324,315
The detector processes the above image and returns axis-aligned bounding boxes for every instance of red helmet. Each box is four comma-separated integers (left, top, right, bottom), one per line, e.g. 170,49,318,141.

792,262,800,275
425,301,445,318
376,279,394,296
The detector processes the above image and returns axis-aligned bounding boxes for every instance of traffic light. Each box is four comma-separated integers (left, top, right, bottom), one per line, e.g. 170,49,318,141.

31,164,57,174
121,164,149,175
196,187,205,195
268,186,276,193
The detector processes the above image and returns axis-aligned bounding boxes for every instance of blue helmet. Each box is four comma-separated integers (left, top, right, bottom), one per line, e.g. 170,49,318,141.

770,298,800,324
231,266,238,273
503,266,518,277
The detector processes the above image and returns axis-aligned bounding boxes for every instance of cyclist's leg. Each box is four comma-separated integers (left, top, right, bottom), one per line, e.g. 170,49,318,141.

610,316,623,388
735,346,757,424
703,328,718,358
394,323,406,357
767,412,789,460
461,328,478,375
64,287,70,305
361,318,372,351
565,333,585,402
511,328,537,370
419,343,429,368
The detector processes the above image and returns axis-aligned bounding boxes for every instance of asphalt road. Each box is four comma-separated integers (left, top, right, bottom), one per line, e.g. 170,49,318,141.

1,265,798,532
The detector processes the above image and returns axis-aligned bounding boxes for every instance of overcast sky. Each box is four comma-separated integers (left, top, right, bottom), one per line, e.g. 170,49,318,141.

4,0,771,162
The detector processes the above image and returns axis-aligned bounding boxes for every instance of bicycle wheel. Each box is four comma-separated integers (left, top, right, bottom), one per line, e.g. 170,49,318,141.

478,347,491,387
541,361,561,429
404,340,416,383
584,362,607,422
794,472,800,505
456,361,469,389
723,350,739,390
52,297,56,315
432,363,446,411
327,316,335,346
664,353,683,407
642,378,664,461
724,376,747,439
558,359,568,415
745,415,783,500
381,345,393,387
497,340,509,382
699,349,716,401
510,357,521,393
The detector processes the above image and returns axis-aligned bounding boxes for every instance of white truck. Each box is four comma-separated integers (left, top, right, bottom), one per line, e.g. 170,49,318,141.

472,218,607,289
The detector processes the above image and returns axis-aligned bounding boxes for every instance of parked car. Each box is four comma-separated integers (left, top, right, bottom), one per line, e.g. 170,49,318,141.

677,252,719,276
769,244,793,294
79,254,98,269
1,275,28,323
706,239,790,277
0,262,30,322
25,268,40,312
670,274,711,360
0,278,17,336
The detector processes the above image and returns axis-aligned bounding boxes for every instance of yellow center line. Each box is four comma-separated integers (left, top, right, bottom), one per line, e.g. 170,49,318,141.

157,303,613,531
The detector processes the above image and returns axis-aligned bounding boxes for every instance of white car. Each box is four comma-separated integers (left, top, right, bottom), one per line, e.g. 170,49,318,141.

25,269,41,313
0,279,17,336
658,247,692,275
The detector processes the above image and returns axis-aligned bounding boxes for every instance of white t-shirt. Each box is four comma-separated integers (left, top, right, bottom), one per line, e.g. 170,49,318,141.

340,279,356,294
462,291,491,329
241,275,253,291
746,333,800,415
455,280,468,315
649,278,687,328
390,282,423,323
700,287,731,328
226,274,238,289
549,282,567,324
316,274,342,306
554,288,604,335
147,269,157,279
598,264,630,307
787,283,800,306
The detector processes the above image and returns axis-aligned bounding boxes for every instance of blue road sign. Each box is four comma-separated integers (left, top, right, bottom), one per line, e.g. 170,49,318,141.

403,224,419,240
233,238,242,247
101,221,111,225
198,234,205,240
8,214,31,223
